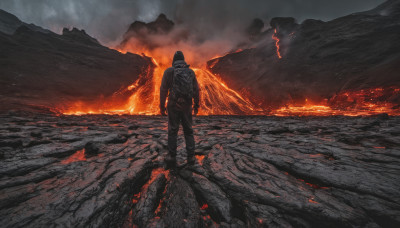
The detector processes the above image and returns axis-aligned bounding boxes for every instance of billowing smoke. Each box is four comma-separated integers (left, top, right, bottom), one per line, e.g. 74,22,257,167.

0,0,384,47
118,12,255,67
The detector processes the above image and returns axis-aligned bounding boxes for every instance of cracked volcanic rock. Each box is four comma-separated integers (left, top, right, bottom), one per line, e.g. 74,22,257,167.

0,114,399,227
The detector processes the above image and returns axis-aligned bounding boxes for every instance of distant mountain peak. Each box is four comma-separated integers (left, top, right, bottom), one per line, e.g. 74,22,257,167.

125,13,174,37
355,0,400,16
0,9,23,34
62,27,100,46
0,9,51,35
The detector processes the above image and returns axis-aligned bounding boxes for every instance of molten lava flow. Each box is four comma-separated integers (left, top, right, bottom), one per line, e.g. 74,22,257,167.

194,69,262,115
272,29,282,59
124,58,163,115
272,87,400,116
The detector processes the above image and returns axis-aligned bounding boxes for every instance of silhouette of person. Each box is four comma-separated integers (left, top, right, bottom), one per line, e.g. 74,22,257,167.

160,51,200,169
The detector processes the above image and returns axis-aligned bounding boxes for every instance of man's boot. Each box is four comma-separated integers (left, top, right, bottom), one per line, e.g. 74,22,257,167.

187,154,196,166
165,155,176,170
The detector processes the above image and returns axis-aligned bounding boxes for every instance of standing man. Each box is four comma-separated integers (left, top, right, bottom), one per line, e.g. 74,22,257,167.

160,51,200,169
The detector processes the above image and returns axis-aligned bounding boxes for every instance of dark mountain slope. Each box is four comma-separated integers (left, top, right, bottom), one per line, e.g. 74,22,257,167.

208,0,400,107
0,9,152,113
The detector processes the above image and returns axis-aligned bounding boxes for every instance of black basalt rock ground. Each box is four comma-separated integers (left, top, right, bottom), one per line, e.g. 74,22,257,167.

0,114,399,227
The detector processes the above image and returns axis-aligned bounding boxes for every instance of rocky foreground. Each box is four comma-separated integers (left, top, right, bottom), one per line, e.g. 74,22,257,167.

0,114,399,227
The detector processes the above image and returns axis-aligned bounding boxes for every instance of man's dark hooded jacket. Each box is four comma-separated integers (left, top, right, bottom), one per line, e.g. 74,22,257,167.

160,58,200,111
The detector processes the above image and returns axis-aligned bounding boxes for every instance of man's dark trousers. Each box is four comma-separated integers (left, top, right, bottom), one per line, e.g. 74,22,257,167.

167,104,195,160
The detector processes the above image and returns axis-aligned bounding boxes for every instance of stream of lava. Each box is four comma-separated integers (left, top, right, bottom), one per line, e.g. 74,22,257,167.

272,29,282,59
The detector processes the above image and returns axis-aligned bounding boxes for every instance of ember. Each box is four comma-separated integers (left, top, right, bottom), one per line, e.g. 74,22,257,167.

200,204,208,210
308,198,319,204
195,155,205,166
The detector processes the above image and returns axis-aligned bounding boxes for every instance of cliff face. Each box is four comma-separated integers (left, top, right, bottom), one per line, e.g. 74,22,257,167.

0,10,153,113
207,0,400,107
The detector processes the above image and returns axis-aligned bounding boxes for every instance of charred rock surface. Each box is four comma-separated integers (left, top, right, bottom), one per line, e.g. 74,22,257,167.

1,114,399,227
208,0,400,107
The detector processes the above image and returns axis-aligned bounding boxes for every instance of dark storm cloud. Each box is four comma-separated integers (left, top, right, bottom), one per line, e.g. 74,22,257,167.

0,0,385,45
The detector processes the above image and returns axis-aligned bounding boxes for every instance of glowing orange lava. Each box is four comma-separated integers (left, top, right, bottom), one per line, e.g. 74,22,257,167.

195,155,205,166
272,88,400,116
61,149,86,164
272,29,282,59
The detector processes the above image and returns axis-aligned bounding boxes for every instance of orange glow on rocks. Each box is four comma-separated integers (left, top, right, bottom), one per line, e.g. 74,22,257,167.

195,155,205,166
145,167,170,189
61,149,86,164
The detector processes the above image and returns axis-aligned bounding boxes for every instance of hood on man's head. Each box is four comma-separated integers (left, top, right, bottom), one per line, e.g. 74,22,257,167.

173,51,185,63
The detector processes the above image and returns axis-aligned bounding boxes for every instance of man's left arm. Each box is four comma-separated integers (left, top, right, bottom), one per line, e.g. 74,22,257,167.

160,69,171,115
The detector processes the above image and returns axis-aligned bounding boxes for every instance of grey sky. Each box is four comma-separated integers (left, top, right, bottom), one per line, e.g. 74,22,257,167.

0,0,385,45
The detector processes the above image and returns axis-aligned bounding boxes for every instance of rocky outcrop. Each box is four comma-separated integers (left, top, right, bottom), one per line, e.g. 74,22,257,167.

0,114,399,227
62,27,101,46
125,13,174,37
269,17,298,32
120,13,175,50
246,18,265,40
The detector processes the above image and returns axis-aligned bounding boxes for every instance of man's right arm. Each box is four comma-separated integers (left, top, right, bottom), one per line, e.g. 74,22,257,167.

160,69,171,112
192,70,200,111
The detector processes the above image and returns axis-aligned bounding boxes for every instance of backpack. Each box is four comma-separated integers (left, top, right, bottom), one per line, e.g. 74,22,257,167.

169,65,194,109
